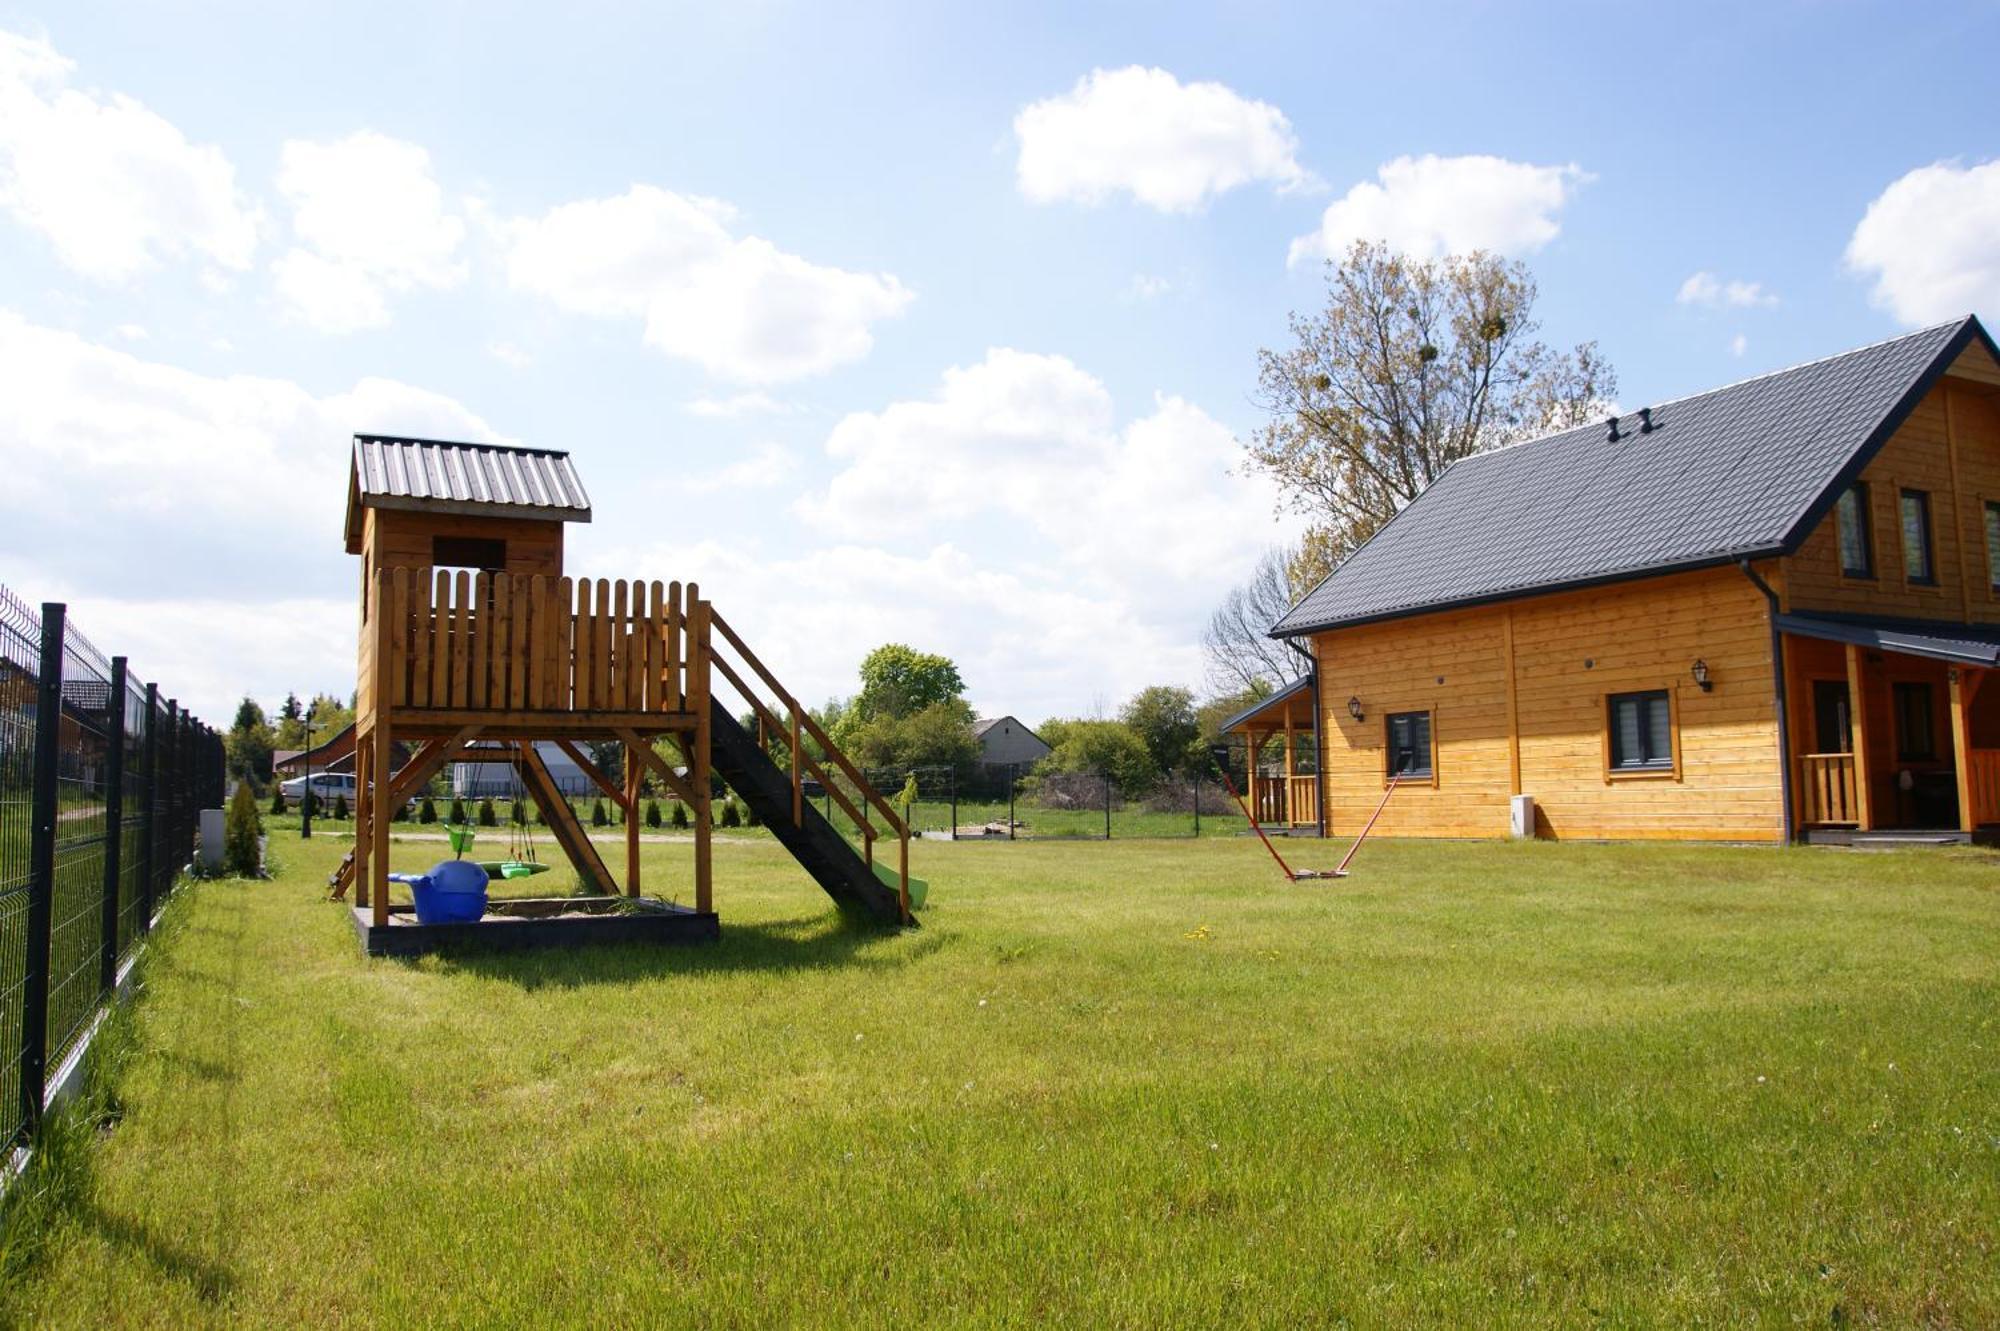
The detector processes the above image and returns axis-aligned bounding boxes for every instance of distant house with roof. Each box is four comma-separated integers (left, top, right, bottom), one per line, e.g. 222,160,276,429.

973,715,1051,770
1228,314,2000,843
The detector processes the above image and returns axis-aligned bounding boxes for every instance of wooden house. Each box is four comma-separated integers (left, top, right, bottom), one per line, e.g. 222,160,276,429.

1231,315,2000,843
334,435,913,938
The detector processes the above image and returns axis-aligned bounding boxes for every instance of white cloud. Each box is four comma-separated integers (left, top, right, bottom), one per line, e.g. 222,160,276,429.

272,131,467,332
1290,154,1588,265
799,348,1288,616
500,185,912,382
1014,66,1309,212
0,310,499,701
684,391,790,418
488,340,532,369
1846,159,2000,326
1677,271,1777,309
1730,334,1748,357
682,441,799,494
113,322,147,340
1127,273,1172,300
0,29,260,281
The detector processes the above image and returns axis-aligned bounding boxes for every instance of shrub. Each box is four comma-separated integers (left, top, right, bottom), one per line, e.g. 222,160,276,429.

591,798,608,828
646,799,661,828
419,795,438,824
479,798,497,826
744,799,762,827
269,788,288,815
223,782,263,877
391,800,409,822
720,799,742,828
534,801,547,825
332,793,350,821
450,798,468,824
511,800,526,826
671,801,689,829
301,790,319,820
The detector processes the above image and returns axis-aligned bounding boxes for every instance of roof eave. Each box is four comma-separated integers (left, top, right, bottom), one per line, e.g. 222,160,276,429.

1268,547,1785,639
356,493,593,525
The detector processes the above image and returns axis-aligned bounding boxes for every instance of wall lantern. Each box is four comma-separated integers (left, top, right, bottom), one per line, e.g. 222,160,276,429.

1347,696,1365,721
1691,658,1713,692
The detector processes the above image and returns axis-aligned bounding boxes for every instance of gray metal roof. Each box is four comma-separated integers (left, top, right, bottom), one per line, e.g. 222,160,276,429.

1216,675,1312,734
1775,611,2000,668
1273,316,1995,637
351,435,592,524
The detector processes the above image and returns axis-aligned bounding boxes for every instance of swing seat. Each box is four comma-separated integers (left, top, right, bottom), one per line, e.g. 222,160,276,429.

475,860,551,881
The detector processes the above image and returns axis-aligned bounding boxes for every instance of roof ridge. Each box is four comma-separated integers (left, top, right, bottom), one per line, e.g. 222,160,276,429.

353,433,569,458
1456,316,1970,467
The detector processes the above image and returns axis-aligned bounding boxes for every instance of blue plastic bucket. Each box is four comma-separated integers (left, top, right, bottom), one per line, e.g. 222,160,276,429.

406,859,490,925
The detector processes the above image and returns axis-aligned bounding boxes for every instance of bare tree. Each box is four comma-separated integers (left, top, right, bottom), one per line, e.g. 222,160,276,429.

1203,546,1309,693
1246,241,1615,560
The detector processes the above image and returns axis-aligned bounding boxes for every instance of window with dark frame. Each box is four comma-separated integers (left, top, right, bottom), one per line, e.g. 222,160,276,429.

1836,483,1874,579
1385,711,1432,779
1900,488,1935,585
1893,681,1935,761
1985,500,2000,591
1607,689,1674,772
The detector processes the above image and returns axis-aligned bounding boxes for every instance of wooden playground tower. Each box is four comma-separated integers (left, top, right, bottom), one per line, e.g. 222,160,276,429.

333,435,913,932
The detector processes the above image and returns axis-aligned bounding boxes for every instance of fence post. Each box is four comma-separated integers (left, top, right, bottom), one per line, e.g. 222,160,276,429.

1104,769,1111,840
1192,770,1200,838
140,682,158,932
1008,765,1016,841
99,656,127,994
165,698,180,894
21,603,65,1139
950,770,958,842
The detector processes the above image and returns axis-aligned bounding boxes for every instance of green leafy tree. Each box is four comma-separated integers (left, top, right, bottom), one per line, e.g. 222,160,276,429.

1120,686,1203,776
1248,241,1615,562
846,699,981,774
225,697,275,792
223,782,263,876
852,645,966,724
1035,719,1158,792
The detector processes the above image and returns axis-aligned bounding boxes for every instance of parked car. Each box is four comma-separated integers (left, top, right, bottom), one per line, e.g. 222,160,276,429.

280,772,357,802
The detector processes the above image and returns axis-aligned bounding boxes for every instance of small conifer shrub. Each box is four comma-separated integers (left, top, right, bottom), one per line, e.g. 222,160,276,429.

479,798,498,826
224,783,264,877
645,800,661,828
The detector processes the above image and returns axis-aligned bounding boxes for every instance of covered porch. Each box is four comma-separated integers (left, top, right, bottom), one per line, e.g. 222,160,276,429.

1780,613,2000,836
1220,676,1320,831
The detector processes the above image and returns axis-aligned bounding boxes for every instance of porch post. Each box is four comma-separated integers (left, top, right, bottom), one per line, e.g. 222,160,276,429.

1950,668,1975,834
1282,714,1296,825
1244,729,1260,822
1845,643,1873,831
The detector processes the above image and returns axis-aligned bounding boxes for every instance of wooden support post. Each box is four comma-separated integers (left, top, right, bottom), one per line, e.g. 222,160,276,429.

689,588,713,915
369,719,393,927
1282,714,1296,824
1846,643,1873,831
624,742,642,898
518,742,617,893
1951,667,1975,834
1245,729,1260,822
790,708,803,828
352,734,371,909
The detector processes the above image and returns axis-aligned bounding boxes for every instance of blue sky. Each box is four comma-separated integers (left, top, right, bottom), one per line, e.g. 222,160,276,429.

1,1,1996,725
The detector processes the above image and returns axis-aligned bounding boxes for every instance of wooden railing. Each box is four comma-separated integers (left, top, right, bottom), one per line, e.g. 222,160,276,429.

705,609,911,923
1800,752,1859,827
362,567,690,716
1969,749,2000,827
1253,775,1317,826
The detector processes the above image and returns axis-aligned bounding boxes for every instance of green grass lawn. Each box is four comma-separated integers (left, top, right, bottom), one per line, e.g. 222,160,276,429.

2,831,1995,1327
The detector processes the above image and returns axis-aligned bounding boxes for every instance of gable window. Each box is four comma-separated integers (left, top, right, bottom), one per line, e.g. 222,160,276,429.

1985,501,2000,591
1608,690,1675,773
1385,711,1433,779
1836,483,1874,579
1900,488,1936,585
433,535,508,571
1893,682,1935,762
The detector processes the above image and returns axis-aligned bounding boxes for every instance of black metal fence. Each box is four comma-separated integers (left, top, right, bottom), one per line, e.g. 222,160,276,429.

0,587,221,1155
803,764,1260,842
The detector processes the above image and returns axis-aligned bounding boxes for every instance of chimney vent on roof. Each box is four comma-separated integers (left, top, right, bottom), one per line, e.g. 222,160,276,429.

1606,415,1621,442
1639,407,1655,434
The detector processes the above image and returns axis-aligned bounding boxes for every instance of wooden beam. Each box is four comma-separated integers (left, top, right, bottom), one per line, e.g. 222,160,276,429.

517,742,617,894
1951,668,1976,833
332,733,471,901
351,733,371,908
624,743,642,899
1503,608,1521,797
689,588,713,915
553,739,631,810
1845,643,1874,832
617,729,697,804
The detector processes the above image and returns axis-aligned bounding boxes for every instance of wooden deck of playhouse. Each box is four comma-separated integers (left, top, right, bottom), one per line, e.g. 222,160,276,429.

335,436,915,954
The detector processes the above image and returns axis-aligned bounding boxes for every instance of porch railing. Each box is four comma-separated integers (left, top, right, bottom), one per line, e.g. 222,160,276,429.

1254,775,1318,826
1800,752,1858,827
